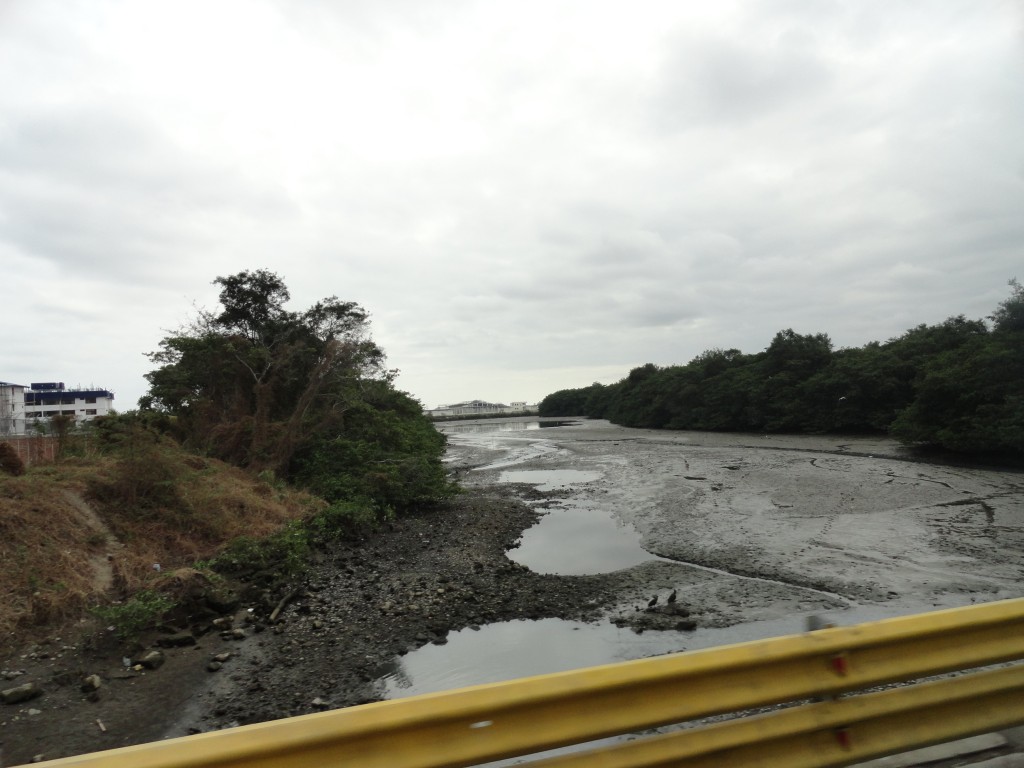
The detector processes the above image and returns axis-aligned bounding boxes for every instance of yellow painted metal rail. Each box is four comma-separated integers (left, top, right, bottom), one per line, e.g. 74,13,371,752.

39,597,1024,768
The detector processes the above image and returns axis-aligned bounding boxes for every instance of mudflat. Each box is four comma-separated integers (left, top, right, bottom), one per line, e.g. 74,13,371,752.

458,419,1024,623
2,419,1021,765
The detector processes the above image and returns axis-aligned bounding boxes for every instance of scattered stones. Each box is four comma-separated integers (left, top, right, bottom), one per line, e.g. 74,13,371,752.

182,490,617,731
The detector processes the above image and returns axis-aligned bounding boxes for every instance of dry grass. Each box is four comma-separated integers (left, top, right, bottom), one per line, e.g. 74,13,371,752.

0,442,324,655
0,473,102,643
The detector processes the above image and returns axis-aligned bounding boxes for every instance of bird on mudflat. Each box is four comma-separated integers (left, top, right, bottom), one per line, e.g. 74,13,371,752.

667,589,677,604
647,595,658,608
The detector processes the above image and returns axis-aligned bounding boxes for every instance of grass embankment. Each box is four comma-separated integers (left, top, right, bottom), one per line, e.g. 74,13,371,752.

0,435,324,655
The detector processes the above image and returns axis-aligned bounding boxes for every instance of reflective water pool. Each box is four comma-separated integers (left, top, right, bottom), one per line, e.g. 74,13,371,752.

509,501,660,575
378,618,687,699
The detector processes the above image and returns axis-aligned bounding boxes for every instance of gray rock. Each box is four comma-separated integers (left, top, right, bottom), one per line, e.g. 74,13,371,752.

156,632,196,648
80,674,102,693
205,588,241,614
1,682,42,705
138,651,166,670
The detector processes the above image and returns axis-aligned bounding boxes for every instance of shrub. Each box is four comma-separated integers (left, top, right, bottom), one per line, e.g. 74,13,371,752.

92,590,174,643
0,442,25,476
307,499,382,544
212,519,310,579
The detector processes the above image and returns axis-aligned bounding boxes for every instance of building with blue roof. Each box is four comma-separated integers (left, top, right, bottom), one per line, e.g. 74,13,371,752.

0,381,115,436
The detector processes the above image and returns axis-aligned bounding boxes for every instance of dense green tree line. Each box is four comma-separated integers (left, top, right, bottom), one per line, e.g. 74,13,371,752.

540,281,1024,456
141,270,454,518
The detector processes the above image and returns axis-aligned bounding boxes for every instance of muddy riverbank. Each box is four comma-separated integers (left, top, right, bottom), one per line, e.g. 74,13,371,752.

458,418,1024,615
0,487,619,764
2,419,1022,765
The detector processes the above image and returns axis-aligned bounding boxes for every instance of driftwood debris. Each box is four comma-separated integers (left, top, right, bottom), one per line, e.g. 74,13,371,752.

269,588,300,623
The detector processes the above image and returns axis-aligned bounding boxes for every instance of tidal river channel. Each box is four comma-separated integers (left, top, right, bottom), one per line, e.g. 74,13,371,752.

380,418,1024,700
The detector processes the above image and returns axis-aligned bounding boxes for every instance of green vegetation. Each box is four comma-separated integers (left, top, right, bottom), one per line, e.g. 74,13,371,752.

142,269,456,524
92,590,174,643
1,271,459,650
540,280,1024,457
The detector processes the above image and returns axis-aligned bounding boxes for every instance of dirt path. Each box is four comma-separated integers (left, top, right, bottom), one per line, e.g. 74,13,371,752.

60,490,122,594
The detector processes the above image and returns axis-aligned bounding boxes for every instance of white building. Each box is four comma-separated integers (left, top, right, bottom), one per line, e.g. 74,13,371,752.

0,381,27,438
425,399,537,419
21,382,115,432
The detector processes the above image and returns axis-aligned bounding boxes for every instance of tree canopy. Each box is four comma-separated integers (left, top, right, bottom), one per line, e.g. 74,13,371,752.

540,280,1024,458
143,270,453,514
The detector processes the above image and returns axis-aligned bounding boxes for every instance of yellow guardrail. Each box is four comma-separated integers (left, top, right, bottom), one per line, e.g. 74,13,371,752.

39,597,1024,768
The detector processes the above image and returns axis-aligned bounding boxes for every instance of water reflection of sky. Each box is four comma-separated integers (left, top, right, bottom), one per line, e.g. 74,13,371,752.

510,501,659,575
380,618,688,699
378,598,966,703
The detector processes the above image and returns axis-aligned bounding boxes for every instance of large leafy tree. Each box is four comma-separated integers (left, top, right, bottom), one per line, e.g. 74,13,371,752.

143,270,451,511
537,281,1023,456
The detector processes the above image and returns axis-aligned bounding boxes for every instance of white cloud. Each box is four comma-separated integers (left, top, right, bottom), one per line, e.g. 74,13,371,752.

1,0,1021,410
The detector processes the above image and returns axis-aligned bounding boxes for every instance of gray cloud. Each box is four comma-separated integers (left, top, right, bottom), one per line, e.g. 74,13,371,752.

0,104,296,284
0,1,1021,410
655,34,835,128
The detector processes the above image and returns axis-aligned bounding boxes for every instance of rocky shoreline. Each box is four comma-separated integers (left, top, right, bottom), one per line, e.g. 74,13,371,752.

1,480,650,765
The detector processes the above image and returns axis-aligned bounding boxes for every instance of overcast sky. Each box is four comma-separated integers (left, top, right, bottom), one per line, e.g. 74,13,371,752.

1,1,1022,411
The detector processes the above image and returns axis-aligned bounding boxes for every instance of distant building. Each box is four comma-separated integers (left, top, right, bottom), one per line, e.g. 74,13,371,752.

425,399,537,419
0,381,116,435
0,381,27,437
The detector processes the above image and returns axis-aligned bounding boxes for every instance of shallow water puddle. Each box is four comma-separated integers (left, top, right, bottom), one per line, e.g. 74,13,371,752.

373,603,977,765
378,611,839,701
510,502,658,575
378,618,687,699
377,597,972,702
499,469,601,490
